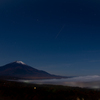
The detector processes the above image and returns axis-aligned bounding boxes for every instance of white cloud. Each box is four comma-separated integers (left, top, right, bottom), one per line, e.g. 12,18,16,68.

17,75,100,88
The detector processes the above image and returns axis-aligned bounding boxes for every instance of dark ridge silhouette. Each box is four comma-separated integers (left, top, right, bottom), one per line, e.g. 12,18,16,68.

0,79,100,100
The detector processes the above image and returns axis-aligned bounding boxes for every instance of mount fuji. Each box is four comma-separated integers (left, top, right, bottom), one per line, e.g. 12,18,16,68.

0,61,67,80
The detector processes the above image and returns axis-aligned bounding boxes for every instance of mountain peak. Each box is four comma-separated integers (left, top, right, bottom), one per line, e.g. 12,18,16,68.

13,61,26,65
0,61,67,80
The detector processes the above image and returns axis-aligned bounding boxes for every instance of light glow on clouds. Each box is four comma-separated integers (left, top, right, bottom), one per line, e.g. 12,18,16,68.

15,75,100,89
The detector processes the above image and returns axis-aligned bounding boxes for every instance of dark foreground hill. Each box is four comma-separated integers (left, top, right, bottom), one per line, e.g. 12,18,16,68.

0,61,67,80
0,79,100,100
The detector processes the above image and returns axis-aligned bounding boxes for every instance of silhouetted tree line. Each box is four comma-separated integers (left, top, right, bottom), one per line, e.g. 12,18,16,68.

0,80,100,100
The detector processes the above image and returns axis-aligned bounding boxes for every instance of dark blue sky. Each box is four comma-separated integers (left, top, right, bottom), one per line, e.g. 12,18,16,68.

0,0,100,76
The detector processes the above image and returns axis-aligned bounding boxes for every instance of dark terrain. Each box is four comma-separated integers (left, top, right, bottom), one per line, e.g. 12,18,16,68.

0,79,100,100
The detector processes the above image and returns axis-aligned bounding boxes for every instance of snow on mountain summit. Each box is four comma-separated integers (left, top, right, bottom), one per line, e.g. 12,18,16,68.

14,61,26,65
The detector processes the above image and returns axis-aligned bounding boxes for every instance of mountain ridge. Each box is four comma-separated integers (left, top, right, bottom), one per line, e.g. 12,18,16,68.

0,61,68,80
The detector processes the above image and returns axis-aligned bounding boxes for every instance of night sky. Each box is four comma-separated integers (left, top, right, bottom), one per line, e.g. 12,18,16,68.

0,0,100,76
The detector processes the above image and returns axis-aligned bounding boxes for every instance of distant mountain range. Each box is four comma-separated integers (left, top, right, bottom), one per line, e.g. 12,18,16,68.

0,61,68,80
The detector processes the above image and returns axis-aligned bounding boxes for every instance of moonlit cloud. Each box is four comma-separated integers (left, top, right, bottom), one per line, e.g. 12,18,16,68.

17,75,100,88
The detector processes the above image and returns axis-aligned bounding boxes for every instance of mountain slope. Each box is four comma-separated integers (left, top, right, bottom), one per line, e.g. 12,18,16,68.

0,61,67,79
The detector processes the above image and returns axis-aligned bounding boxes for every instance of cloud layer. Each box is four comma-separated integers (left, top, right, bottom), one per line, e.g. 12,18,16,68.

17,75,100,89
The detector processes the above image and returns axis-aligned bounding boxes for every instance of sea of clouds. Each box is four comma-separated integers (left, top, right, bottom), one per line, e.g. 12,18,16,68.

17,75,100,89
